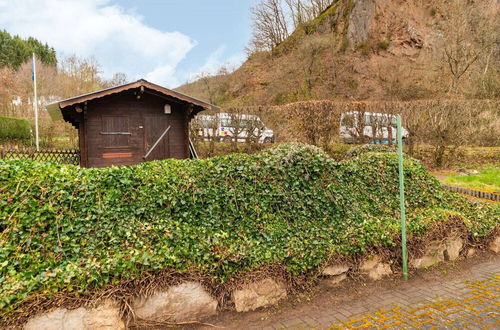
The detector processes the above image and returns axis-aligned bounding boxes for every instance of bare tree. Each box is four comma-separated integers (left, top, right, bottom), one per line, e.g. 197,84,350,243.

284,0,307,28
284,0,332,28
191,65,232,105
103,73,128,88
1,55,127,148
249,0,290,51
58,55,104,97
248,0,333,52
0,67,18,116
309,0,331,17
437,0,498,94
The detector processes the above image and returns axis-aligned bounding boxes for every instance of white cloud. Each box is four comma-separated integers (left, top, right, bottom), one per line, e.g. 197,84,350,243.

145,64,178,87
187,45,245,82
0,0,197,87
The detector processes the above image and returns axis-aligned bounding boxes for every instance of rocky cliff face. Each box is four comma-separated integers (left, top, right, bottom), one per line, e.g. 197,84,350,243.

347,0,376,47
177,0,499,105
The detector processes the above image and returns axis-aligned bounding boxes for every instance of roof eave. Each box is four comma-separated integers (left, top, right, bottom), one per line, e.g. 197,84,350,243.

46,102,63,121
57,80,215,109
45,79,217,121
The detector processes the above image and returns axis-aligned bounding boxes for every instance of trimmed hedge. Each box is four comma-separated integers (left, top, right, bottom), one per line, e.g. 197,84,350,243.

0,116,31,140
0,143,498,314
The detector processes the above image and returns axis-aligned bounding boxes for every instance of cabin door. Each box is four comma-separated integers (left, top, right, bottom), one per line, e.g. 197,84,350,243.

98,115,141,166
144,115,171,161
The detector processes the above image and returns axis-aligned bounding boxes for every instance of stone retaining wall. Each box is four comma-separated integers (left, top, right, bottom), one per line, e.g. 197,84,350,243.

22,235,499,329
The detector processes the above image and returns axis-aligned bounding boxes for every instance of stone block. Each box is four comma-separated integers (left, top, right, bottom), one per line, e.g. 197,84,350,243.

360,256,392,280
322,264,349,276
490,236,500,253
412,236,464,269
132,282,217,323
445,237,463,261
232,278,287,312
24,300,124,330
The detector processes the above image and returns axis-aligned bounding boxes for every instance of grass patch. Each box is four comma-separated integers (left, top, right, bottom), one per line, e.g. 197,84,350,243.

444,166,500,193
410,145,500,169
376,39,390,51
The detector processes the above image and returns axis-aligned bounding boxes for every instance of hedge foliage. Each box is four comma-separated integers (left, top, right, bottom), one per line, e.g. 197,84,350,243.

0,116,31,140
0,143,498,313
346,144,397,158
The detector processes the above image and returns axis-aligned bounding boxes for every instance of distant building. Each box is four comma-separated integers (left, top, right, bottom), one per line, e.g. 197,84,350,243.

11,96,22,106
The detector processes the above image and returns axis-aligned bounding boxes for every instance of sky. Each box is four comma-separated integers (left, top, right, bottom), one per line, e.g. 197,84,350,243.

0,0,259,88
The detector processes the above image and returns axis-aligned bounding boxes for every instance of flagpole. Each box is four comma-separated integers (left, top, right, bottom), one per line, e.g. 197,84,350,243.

32,53,40,151
397,115,408,280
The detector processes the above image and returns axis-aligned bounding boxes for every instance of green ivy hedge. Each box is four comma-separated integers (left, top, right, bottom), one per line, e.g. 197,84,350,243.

0,143,498,313
346,143,397,158
0,116,31,140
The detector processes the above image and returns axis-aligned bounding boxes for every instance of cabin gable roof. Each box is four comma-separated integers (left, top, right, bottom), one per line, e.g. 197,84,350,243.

47,79,216,121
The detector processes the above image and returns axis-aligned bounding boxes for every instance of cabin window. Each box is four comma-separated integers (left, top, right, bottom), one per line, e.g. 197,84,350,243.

100,116,131,148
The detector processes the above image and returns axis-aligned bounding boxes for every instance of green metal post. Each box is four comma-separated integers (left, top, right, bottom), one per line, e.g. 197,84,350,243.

397,115,408,280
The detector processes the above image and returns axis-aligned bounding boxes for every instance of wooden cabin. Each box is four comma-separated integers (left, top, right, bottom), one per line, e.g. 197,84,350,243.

47,79,214,168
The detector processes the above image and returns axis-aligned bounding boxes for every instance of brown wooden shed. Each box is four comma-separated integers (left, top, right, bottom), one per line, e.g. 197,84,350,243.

47,79,214,168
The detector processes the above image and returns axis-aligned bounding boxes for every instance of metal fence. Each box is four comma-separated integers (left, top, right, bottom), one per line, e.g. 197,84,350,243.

0,148,80,166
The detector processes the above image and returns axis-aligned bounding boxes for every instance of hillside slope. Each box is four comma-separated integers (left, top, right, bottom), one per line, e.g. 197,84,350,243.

177,0,499,106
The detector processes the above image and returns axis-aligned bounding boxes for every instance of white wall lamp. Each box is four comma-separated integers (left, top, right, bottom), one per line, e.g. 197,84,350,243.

164,104,172,114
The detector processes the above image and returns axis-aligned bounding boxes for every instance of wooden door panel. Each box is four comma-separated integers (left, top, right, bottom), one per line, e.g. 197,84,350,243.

101,115,130,148
144,115,170,161
90,114,143,167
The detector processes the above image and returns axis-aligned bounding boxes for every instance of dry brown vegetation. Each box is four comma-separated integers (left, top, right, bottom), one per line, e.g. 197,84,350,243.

0,56,127,148
181,0,499,168
178,0,500,105
194,99,499,167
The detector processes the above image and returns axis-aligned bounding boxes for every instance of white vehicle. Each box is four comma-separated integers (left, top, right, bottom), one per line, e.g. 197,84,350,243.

340,111,409,144
193,113,275,143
